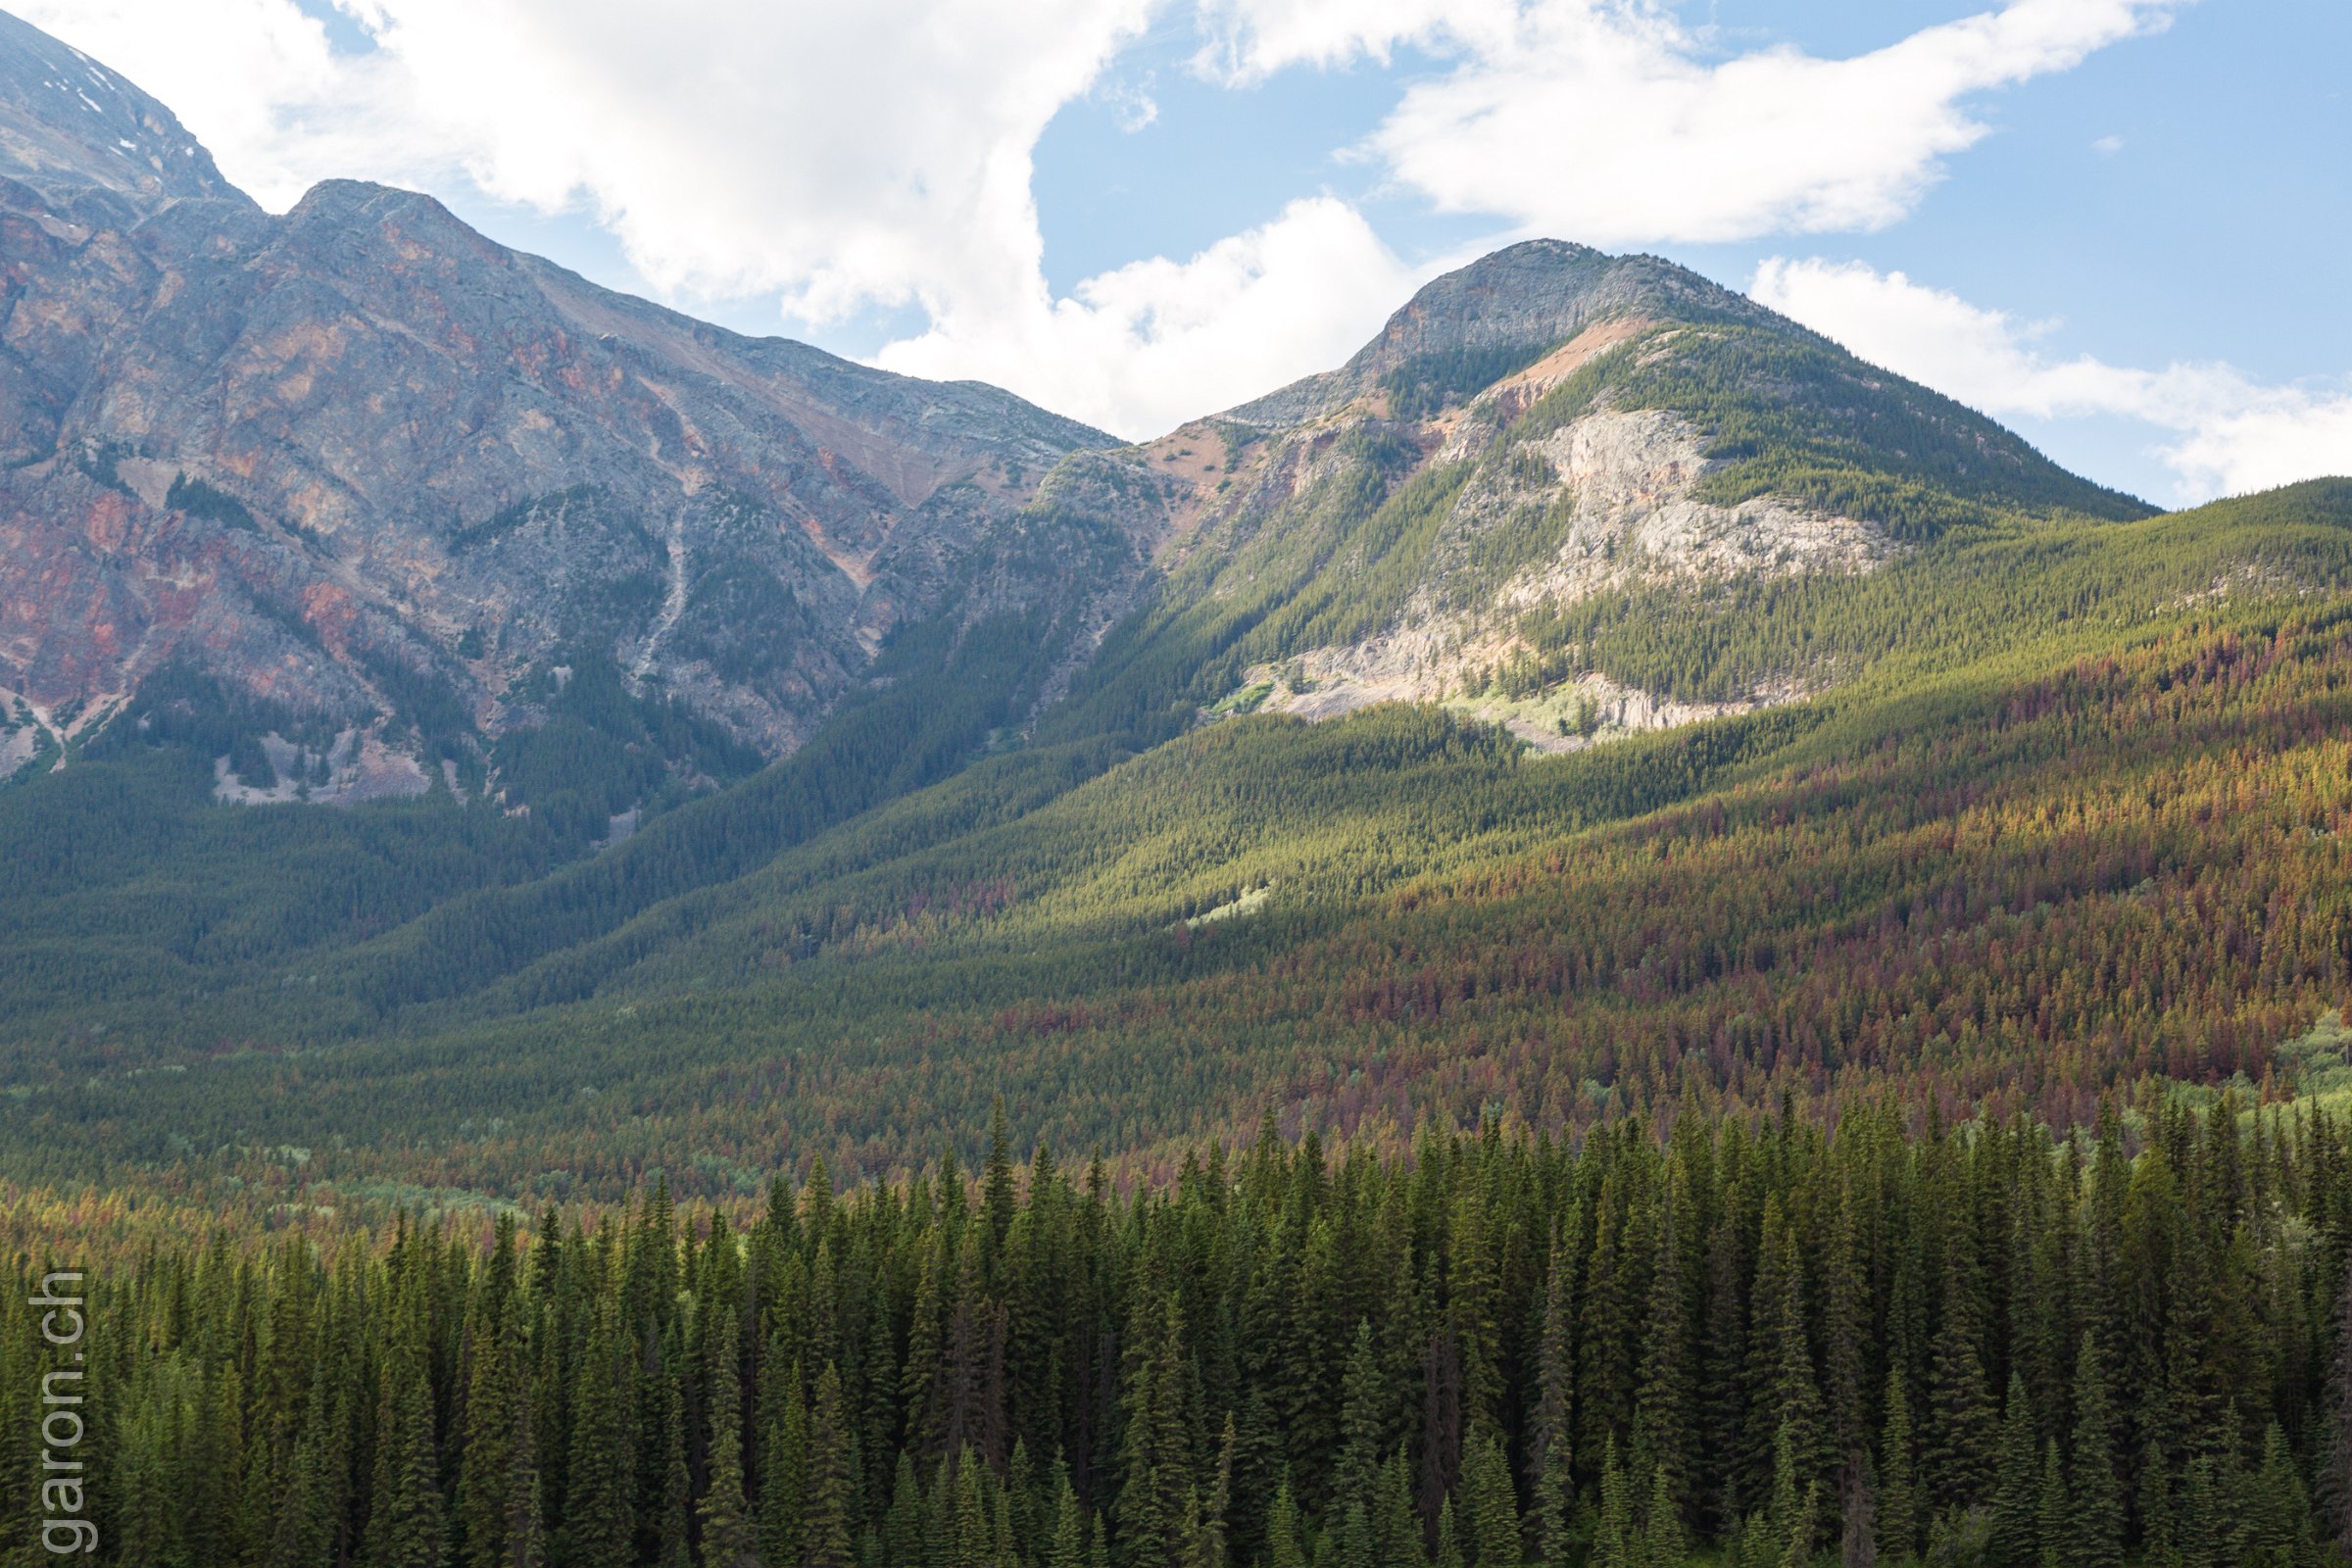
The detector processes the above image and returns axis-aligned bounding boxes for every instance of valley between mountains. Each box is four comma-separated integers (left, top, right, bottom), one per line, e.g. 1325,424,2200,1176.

0,7,2346,1210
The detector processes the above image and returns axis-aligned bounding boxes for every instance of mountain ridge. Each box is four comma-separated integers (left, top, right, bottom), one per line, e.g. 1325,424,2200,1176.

0,10,1122,826
1223,238,1776,427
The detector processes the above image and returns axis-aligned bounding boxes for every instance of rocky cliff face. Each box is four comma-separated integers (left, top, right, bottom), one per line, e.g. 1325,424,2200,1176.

0,11,1114,797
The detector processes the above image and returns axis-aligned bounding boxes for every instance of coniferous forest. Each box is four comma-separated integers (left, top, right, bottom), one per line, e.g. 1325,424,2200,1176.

8,1102,2352,1568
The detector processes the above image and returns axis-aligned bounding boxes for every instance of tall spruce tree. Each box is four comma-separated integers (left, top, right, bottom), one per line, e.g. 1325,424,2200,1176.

2033,1441,2067,1568
366,1275,448,1568
1593,1437,1634,1568
699,1311,755,1568
804,1366,856,1568
562,1305,636,1568
1530,1244,1576,1568
2068,1331,2122,1568
1462,1425,1519,1568
1874,1374,1916,1568
1263,1478,1305,1568
1987,1373,2038,1568
759,1361,808,1568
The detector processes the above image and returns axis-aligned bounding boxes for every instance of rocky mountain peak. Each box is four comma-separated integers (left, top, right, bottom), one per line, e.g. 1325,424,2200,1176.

0,8,246,213
1223,239,1772,428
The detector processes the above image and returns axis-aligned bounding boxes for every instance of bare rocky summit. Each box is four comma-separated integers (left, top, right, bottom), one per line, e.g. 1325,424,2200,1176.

1224,239,1767,428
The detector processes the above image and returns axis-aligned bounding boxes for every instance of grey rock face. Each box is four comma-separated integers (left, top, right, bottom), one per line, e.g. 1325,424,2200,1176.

0,12,1114,786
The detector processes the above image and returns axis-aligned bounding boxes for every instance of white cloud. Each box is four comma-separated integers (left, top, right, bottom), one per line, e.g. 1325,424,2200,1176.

336,0,1154,322
1204,0,2177,246
877,197,1419,438
1098,74,1162,133
1195,0,1515,78
1751,257,2352,502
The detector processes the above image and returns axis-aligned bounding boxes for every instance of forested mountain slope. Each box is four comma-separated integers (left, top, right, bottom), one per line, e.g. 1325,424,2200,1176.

5,482,2351,1203
16,234,2172,1042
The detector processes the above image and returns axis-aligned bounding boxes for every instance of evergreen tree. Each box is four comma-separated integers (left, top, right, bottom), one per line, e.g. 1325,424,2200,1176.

1372,1447,1427,1568
2323,1250,2352,1560
648,1339,692,1568
953,1453,992,1568
1191,1413,1235,1568
1434,1498,1466,1568
1462,1425,1519,1568
1263,1479,1306,1568
1630,1197,1690,1511
1875,1376,1915,1567
2033,1441,2066,1568
1924,1249,1994,1512
268,1383,344,1568
1781,1488,1820,1568
563,1306,635,1568
2176,1455,2219,1568
503,1386,548,1568
1048,1469,1085,1568
2244,1423,2314,1568
1116,1293,1196,1568
804,1366,856,1568
1757,1206,1825,1502
1332,1322,1384,1527
1642,1464,1684,1568
460,1292,519,1568
1530,1243,1576,1568
2067,1331,2122,1568
2135,1438,2177,1568
366,1294,448,1568
1593,1437,1634,1568
1987,1373,2038,1568
1765,1425,1805,1568
699,1312,756,1568
759,1361,808,1568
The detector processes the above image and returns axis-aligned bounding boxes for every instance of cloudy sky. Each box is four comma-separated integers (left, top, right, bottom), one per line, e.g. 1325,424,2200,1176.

25,0,2348,504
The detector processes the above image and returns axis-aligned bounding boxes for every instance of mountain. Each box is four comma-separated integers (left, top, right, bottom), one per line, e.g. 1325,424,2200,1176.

2,11,2351,1206
1035,238,2152,758
0,8,1121,823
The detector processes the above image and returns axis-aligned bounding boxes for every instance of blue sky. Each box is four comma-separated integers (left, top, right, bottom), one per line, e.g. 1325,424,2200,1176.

26,0,2350,504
